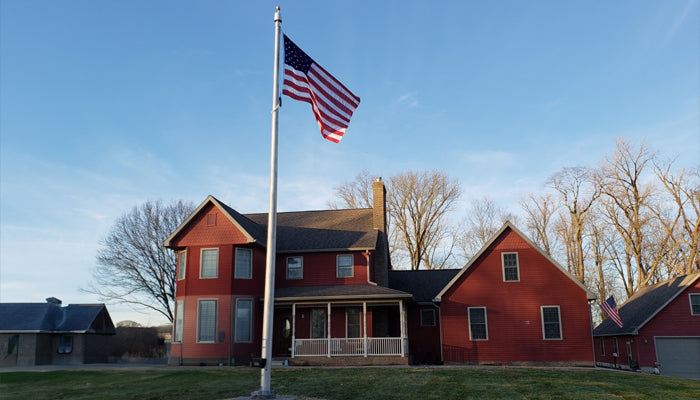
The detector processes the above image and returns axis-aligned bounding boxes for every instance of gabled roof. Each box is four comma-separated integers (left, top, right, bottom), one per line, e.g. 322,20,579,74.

593,273,700,336
164,195,379,252
434,221,596,302
389,269,460,303
0,300,116,334
275,285,412,302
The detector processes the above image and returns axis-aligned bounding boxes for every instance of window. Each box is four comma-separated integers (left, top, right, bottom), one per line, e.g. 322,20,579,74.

7,335,18,356
200,249,219,278
626,342,633,365
420,308,436,327
613,337,619,355
468,307,488,340
690,294,700,315
287,256,303,280
311,308,326,338
178,251,186,280
346,308,361,338
197,300,217,343
502,252,519,281
235,299,253,342
600,338,605,355
337,254,354,278
235,248,253,279
541,306,562,340
174,300,184,343
58,335,73,354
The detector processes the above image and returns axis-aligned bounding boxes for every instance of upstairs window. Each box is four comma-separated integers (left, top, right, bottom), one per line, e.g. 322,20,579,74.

541,306,562,340
178,251,186,280
502,252,519,282
420,308,436,327
287,256,303,280
337,254,354,278
468,307,488,340
200,248,219,278
235,248,253,279
690,293,700,315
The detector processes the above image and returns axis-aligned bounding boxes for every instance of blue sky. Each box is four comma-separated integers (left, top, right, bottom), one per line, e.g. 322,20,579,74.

1,1,698,325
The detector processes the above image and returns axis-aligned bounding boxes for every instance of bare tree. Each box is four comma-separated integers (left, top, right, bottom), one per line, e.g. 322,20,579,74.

548,166,600,283
388,171,461,270
458,197,509,259
84,199,195,322
520,193,557,255
329,170,374,209
597,139,676,295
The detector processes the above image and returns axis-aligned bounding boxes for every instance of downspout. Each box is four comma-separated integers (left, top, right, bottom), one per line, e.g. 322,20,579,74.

589,300,596,368
365,250,377,286
433,302,444,364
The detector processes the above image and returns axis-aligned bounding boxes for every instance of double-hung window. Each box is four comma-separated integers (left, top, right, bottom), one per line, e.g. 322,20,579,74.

197,300,217,343
468,307,488,340
689,293,700,315
311,308,326,338
58,335,73,354
174,300,184,343
420,308,436,327
541,306,562,340
287,256,303,280
178,251,186,280
346,308,361,338
235,248,252,279
502,252,519,281
200,249,219,278
235,299,253,342
337,254,354,278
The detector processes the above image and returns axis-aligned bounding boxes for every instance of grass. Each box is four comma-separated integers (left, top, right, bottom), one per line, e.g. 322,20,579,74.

1,366,699,400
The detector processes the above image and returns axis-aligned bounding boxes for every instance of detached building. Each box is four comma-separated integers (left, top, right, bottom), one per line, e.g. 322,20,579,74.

0,297,116,366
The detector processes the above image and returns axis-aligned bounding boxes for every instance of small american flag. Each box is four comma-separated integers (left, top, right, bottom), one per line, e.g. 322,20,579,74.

282,34,360,143
601,296,623,328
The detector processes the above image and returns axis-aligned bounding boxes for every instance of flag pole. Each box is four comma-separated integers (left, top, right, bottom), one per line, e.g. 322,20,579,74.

255,6,282,399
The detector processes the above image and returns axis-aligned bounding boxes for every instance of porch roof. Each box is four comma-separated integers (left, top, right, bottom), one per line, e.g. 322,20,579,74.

275,285,412,302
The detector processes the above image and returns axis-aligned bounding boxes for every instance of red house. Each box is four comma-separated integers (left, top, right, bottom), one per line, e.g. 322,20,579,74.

593,273,700,379
164,178,414,366
434,222,596,366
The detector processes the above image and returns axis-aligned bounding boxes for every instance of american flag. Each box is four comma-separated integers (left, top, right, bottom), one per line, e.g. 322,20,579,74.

282,34,360,143
601,296,623,328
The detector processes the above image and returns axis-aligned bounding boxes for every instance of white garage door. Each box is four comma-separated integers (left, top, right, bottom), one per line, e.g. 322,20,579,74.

656,337,700,379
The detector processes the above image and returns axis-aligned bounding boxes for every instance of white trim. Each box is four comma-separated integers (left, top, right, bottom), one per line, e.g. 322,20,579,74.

178,250,187,280
199,248,219,279
234,298,254,343
234,248,253,279
336,254,354,278
196,299,218,343
541,305,562,340
286,256,303,280
468,306,488,341
434,221,597,301
501,252,520,282
689,293,700,316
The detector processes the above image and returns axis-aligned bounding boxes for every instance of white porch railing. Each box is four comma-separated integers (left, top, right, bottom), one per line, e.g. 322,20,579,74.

293,337,403,357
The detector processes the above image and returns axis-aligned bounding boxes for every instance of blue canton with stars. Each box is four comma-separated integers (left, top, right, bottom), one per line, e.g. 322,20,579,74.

284,35,313,74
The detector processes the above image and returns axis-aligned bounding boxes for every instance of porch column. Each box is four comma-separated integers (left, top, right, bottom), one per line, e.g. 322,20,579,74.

291,303,296,358
327,302,332,358
399,300,407,357
363,302,368,358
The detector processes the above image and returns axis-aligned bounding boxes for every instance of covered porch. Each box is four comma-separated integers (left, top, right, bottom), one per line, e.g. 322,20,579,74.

273,285,412,364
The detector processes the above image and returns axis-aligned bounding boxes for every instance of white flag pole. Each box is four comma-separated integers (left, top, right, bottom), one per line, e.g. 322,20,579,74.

255,6,282,399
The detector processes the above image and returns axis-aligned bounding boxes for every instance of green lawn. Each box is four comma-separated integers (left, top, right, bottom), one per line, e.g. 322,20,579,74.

1,366,699,400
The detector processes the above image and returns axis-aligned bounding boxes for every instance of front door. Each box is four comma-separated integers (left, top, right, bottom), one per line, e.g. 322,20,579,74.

273,310,293,356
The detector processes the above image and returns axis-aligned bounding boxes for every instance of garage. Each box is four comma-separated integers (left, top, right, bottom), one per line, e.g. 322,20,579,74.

655,337,700,379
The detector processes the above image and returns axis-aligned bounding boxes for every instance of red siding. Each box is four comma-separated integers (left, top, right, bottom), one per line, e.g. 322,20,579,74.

441,228,593,364
276,251,371,287
407,305,442,364
594,279,700,370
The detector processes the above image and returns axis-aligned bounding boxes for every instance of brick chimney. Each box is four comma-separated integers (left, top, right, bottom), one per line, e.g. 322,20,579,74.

372,177,390,286
372,177,387,233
